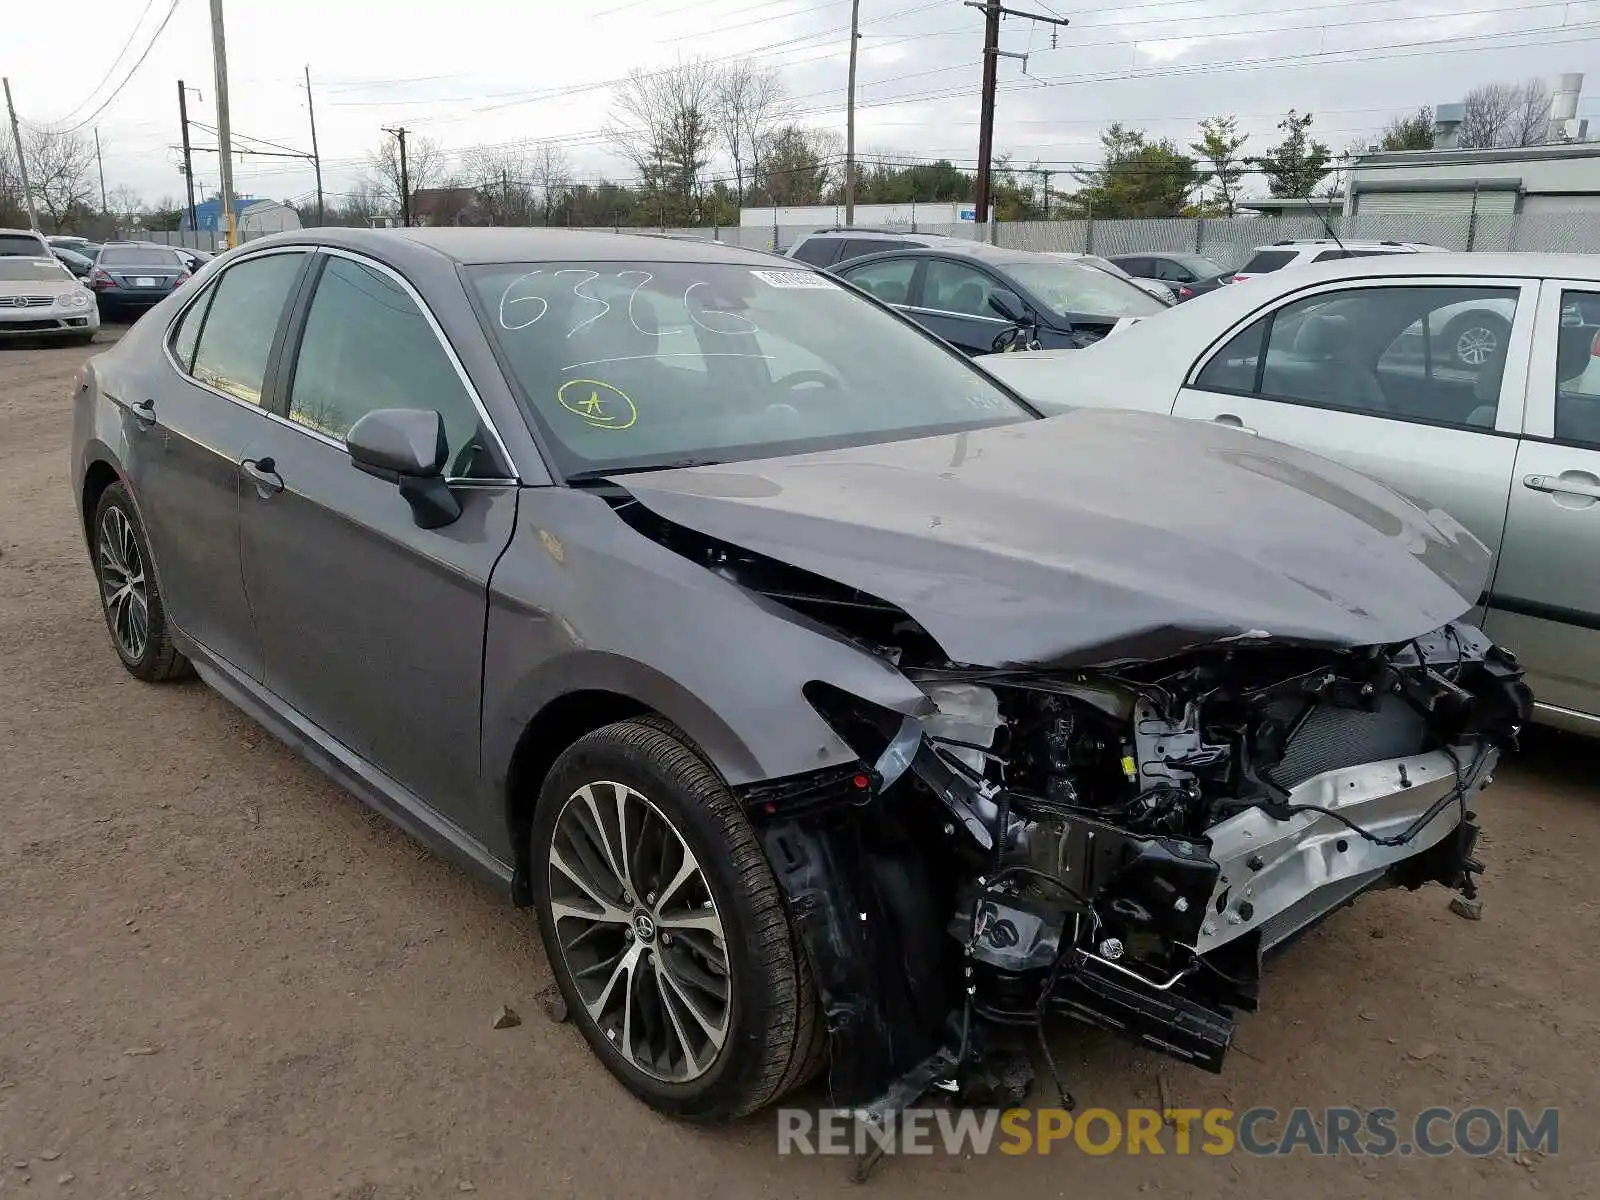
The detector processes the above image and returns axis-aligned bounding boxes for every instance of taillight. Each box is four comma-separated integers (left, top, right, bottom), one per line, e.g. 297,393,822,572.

89,267,113,287
175,270,191,285
1179,285,1194,299
1231,275,1248,283
1590,329,1600,357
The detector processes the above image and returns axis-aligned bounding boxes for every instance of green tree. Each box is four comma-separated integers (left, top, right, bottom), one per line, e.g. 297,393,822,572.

1190,116,1249,216
752,125,834,206
1253,109,1332,198
1379,107,1435,151
1068,124,1197,218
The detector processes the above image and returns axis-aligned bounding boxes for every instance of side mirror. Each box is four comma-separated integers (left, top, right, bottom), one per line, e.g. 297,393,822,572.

345,408,461,529
987,287,1027,325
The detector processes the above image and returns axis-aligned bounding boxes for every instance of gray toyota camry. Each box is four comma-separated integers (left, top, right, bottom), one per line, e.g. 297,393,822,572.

71,228,1530,1126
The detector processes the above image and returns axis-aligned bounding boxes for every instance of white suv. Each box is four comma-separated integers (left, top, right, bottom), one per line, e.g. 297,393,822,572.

1231,239,1447,283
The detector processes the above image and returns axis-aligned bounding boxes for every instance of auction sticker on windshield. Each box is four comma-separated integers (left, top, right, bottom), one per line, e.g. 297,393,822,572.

750,269,838,289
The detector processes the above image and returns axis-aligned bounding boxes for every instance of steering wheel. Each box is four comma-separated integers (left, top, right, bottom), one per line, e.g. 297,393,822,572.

772,369,844,393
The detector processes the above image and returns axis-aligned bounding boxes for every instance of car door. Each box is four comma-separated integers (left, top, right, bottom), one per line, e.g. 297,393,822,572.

1172,278,1536,567
237,249,520,839
1483,280,1600,727
908,257,1015,356
128,247,311,679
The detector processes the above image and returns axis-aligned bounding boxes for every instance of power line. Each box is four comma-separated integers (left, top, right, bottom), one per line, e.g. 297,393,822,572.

54,0,185,134
55,0,159,124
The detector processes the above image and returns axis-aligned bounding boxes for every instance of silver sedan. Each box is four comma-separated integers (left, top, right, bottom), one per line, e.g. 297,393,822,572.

981,251,1600,735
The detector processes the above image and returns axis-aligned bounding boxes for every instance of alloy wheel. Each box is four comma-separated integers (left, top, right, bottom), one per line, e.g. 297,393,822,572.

97,506,149,662
1455,325,1498,367
548,781,731,1083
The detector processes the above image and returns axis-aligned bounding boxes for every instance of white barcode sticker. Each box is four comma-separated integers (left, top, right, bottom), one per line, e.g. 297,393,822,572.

749,269,838,290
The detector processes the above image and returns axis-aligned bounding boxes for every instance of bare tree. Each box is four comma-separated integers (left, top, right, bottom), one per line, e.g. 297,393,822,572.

23,126,97,230
528,143,572,225
362,133,450,215
461,145,534,224
106,183,144,218
334,181,385,227
1509,77,1551,147
1458,83,1520,149
0,137,23,226
608,56,721,223
716,61,789,204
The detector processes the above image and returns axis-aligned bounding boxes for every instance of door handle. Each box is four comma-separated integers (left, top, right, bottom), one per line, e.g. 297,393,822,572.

1212,414,1258,436
131,398,156,427
1524,472,1600,500
241,456,284,496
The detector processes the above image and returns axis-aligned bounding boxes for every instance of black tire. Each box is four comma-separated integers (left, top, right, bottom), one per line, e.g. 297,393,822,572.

531,718,824,1122
1441,311,1510,371
91,481,191,682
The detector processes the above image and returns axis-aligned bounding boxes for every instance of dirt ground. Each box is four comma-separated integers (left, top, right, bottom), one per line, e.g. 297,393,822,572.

1,332,1596,1199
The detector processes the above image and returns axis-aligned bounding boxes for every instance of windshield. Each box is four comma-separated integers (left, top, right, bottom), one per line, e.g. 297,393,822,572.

99,246,182,267
0,257,71,283
467,260,1033,475
1004,258,1167,320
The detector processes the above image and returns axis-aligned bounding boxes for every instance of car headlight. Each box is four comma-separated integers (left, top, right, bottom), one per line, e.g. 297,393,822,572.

57,291,89,308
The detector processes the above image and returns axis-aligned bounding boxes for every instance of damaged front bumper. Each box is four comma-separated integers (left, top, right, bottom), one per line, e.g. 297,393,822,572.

1200,743,1496,956
738,621,1530,1119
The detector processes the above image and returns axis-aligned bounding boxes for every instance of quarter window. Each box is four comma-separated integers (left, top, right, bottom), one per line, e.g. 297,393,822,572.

169,285,214,373
287,255,498,478
1555,288,1600,447
790,239,841,267
1193,285,1520,429
189,252,305,405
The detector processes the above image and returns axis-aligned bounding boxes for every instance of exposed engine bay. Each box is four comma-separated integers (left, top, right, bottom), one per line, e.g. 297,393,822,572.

598,455,1533,1136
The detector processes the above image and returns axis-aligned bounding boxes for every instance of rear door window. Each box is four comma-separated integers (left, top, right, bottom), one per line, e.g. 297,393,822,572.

838,257,918,305
188,252,306,406
1554,288,1600,447
1239,249,1297,274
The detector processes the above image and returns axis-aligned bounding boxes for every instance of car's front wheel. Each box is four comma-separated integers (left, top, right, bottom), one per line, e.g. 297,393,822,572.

531,719,823,1122
92,482,190,681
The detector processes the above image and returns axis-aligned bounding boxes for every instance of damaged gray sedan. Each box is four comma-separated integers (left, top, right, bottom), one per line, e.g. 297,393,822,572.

71,229,1531,1125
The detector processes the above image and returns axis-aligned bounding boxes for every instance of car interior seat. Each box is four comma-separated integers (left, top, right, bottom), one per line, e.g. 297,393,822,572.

1263,312,1390,413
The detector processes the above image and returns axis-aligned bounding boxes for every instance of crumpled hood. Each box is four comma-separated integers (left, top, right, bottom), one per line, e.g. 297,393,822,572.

616,409,1492,668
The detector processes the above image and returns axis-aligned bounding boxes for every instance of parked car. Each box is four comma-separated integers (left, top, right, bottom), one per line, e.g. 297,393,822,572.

86,242,191,318
980,251,1600,733
1231,238,1446,283
48,235,103,260
784,226,950,268
53,246,96,279
72,228,1528,1124
1107,251,1231,301
829,241,1170,355
1078,253,1176,304
0,253,99,344
0,227,52,258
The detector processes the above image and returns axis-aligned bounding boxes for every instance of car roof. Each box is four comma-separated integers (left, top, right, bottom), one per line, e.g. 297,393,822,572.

236,226,788,268
830,240,1045,267
802,227,945,239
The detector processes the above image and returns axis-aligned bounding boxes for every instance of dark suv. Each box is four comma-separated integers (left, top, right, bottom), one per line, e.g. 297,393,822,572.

784,227,947,268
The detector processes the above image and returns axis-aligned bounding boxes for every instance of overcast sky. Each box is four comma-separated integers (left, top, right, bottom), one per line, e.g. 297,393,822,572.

8,0,1600,209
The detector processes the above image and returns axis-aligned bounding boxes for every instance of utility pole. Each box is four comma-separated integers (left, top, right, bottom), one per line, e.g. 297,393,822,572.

384,126,411,226
178,81,198,232
208,0,238,249
3,78,40,231
94,128,108,216
303,66,324,225
844,0,861,225
965,2,1069,225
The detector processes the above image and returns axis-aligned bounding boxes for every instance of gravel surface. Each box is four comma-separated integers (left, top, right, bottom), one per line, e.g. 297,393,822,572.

2,334,1596,1198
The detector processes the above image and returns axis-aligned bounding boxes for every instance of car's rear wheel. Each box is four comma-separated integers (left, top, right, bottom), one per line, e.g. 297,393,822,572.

531,718,823,1122
92,482,190,682
1443,311,1510,370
